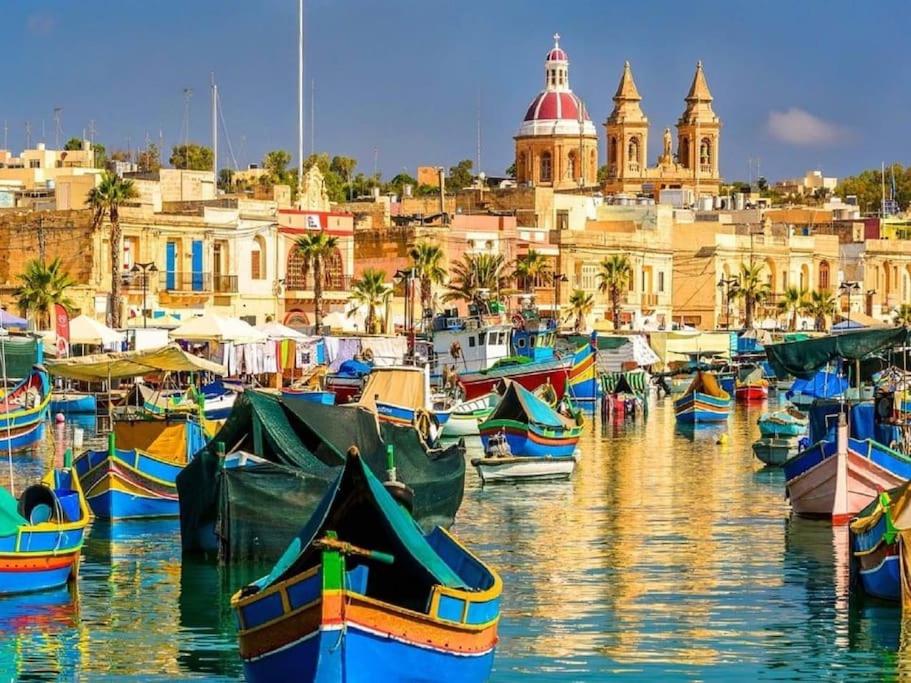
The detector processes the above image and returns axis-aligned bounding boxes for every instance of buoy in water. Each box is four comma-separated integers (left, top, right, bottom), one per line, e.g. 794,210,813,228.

716,433,729,445
55,413,65,424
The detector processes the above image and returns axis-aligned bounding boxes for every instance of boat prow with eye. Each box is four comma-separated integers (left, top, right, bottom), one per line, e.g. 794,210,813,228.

231,450,502,682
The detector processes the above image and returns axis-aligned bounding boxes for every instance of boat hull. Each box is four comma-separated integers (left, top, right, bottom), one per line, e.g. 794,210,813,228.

735,385,768,401
0,551,82,595
50,393,97,414
0,421,45,452
479,422,580,458
74,449,182,520
785,439,911,523
674,391,731,423
324,375,362,404
281,389,336,406
758,421,806,438
458,358,571,401
752,438,798,466
471,455,575,483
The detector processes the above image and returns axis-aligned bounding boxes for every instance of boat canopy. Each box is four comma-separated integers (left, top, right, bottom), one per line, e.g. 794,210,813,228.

787,369,848,402
357,367,427,413
254,452,468,593
766,327,909,379
685,371,729,399
487,380,575,430
46,344,226,381
601,370,649,398
0,486,26,536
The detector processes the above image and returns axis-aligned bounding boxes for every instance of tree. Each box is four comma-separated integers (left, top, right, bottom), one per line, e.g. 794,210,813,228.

14,257,75,330
65,137,107,169
136,144,161,173
295,232,339,330
263,150,292,181
408,241,446,319
443,253,511,311
894,304,911,327
85,171,138,327
757,176,769,192
218,168,235,192
109,149,131,163
564,289,594,333
805,289,836,332
597,165,609,184
63,137,84,151
513,249,553,293
505,162,517,178
169,143,213,171
597,254,632,331
347,268,392,334
329,156,357,179
733,261,771,329
447,159,474,192
837,164,911,214
384,173,416,197
777,285,808,332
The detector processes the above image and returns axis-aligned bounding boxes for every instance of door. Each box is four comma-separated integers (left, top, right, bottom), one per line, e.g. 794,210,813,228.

166,241,177,290
191,240,204,291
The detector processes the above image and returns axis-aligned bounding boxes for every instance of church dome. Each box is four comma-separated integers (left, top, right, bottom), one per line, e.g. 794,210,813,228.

517,35,597,138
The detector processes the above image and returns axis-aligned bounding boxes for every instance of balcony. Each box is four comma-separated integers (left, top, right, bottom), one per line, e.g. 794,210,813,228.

642,293,659,307
160,271,212,293
121,272,152,290
213,274,238,293
285,273,353,292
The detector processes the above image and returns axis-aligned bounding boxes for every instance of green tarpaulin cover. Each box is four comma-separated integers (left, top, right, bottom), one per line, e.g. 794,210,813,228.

0,486,26,537
0,337,39,380
765,327,910,379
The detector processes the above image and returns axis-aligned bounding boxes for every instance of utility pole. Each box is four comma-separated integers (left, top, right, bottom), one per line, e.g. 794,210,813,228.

25,121,31,149
182,87,193,168
211,73,218,184
53,107,62,148
88,119,96,146
476,86,482,181
297,0,304,204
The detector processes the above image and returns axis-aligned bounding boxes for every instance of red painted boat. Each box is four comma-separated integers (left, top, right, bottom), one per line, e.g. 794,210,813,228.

324,375,362,404
458,356,571,400
735,384,768,401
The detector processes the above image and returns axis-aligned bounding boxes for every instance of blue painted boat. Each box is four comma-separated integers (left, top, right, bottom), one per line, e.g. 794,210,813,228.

138,382,237,420
281,388,335,406
73,416,207,520
758,408,808,438
231,450,502,682
850,487,908,602
674,371,731,423
50,392,97,415
565,334,599,405
479,380,582,458
0,367,51,452
0,466,90,595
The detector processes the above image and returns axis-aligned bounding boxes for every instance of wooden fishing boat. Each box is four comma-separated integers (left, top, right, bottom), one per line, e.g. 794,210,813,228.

734,365,769,401
231,450,502,682
138,382,237,420
673,371,731,423
73,416,207,520
357,367,450,437
758,407,808,438
472,453,575,483
441,393,499,438
458,356,572,401
565,335,599,405
0,466,90,595
784,413,911,524
752,437,800,466
0,367,51,452
50,391,97,415
280,388,335,405
479,381,582,458
850,488,906,603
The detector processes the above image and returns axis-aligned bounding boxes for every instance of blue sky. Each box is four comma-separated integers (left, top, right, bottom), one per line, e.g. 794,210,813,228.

5,1,908,182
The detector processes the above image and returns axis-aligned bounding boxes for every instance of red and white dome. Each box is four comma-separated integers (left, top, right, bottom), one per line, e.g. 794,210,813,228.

517,34,597,138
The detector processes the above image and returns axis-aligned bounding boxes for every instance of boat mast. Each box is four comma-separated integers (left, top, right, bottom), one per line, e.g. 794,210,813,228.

297,0,304,206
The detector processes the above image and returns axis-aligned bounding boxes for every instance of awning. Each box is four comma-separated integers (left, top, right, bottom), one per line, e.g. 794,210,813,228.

69,314,125,346
833,311,887,330
766,327,909,379
45,344,226,381
170,314,266,344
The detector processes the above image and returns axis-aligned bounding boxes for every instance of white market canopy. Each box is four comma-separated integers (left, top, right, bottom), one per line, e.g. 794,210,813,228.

69,314,125,346
126,313,182,329
256,321,307,341
169,313,266,344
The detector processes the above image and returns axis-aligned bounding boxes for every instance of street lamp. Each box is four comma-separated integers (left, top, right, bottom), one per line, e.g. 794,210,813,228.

131,262,158,328
717,276,739,329
838,280,860,328
553,273,569,326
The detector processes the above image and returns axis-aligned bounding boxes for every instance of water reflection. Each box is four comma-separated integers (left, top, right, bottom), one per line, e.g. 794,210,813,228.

0,404,909,679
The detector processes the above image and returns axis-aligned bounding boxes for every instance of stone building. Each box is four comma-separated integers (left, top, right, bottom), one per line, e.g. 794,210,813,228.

514,35,599,191
603,61,722,199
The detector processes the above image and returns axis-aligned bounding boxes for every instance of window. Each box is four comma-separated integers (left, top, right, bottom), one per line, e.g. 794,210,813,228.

557,210,569,231
628,138,639,163
478,333,485,346
580,263,598,291
540,152,552,182
468,336,476,348
679,136,689,168
251,235,267,280
567,152,576,180
515,337,527,349
819,261,830,290
29,160,40,169
658,271,665,293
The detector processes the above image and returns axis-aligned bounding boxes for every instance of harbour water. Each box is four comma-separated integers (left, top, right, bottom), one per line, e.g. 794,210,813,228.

3,396,910,680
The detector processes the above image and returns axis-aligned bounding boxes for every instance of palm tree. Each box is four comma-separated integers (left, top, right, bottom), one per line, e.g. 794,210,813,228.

14,257,75,330
295,232,339,330
86,171,138,327
777,286,808,331
733,261,771,329
443,253,511,312
513,249,553,293
894,304,911,327
347,268,392,334
805,289,837,332
564,288,594,333
597,254,632,331
408,241,446,320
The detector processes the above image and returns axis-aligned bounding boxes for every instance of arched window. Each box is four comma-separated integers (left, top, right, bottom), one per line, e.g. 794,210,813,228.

567,151,576,180
818,261,830,290
679,136,690,168
251,235,266,280
609,136,618,170
628,137,639,163
516,152,526,181
590,149,597,181
286,247,308,290
324,247,344,289
700,137,711,168
540,152,552,182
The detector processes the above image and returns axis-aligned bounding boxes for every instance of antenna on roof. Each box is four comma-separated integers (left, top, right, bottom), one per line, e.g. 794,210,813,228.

182,87,193,168
25,121,31,149
53,107,62,148
476,86,482,181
